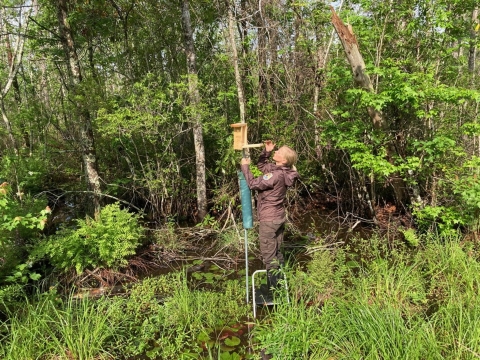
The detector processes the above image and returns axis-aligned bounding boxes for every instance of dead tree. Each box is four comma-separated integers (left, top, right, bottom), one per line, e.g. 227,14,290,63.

331,7,416,211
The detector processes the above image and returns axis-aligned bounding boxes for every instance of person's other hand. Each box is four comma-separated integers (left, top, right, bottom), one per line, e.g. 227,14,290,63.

241,157,251,165
264,140,275,152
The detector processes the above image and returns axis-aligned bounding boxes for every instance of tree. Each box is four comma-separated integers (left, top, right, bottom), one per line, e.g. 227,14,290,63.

54,0,101,215
180,0,207,221
0,1,34,155
331,6,410,210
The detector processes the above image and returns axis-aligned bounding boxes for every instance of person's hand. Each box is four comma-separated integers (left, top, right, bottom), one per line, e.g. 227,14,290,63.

241,157,251,165
264,140,275,152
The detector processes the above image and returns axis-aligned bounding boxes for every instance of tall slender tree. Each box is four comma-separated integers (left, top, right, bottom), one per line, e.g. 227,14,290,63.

0,2,33,155
55,0,101,215
181,0,207,221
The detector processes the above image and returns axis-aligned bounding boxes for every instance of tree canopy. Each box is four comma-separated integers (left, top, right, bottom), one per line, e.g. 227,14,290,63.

0,0,478,232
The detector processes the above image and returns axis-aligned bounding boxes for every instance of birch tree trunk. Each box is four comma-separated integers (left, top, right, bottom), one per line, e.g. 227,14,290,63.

227,1,246,124
255,1,268,107
56,0,101,215
468,8,478,74
0,4,33,156
331,7,410,209
181,0,207,221
5,35,24,148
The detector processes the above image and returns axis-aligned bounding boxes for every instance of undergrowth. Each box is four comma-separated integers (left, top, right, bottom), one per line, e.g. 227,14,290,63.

2,232,480,359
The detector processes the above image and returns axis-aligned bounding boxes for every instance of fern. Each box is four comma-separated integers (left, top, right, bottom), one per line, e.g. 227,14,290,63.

35,203,144,273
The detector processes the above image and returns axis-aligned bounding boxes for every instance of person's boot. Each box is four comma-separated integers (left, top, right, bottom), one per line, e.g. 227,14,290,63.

257,273,274,304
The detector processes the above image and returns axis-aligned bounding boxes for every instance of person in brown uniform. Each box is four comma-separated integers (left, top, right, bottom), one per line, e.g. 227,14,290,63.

240,140,299,292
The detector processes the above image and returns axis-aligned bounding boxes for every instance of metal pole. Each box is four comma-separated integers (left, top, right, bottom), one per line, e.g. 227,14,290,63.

238,169,252,304
242,149,249,304
244,229,249,303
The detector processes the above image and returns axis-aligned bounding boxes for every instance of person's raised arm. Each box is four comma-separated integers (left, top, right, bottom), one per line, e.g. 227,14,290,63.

257,140,276,173
264,140,275,152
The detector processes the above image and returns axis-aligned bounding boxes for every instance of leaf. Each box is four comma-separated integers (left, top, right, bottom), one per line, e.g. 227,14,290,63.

29,273,42,281
224,336,241,347
346,261,359,268
180,352,199,359
197,331,210,342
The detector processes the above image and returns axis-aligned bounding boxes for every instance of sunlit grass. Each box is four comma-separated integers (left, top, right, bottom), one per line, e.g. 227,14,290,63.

3,233,480,359
1,294,118,360
253,233,480,359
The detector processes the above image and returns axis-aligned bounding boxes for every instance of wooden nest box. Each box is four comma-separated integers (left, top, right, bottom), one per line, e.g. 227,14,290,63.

230,123,263,150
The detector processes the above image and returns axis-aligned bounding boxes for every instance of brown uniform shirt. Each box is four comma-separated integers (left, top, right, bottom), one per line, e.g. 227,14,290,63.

241,150,299,222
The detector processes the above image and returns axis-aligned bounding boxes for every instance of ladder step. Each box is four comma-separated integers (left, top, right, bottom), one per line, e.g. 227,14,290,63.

252,269,290,317
254,284,274,305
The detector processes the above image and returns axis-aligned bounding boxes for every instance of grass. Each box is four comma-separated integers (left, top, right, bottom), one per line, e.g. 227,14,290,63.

3,232,480,359
1,294,118,360
252,233,480,359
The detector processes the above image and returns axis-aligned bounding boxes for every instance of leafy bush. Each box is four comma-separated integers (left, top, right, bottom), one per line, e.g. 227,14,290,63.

0,182,50,283
0,154,49,194
0,182,49,234
35,203,144,273
291,235,349,303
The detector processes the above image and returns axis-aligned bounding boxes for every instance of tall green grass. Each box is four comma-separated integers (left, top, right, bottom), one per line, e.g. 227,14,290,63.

1,298,51,359
253,234,480,359
0,294,119,359
3,233,480,359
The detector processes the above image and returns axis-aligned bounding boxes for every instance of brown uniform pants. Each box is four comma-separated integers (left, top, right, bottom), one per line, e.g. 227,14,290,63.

259,221,285,271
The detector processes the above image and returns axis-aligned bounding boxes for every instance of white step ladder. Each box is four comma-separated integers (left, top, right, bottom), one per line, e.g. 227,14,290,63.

251,269,290,318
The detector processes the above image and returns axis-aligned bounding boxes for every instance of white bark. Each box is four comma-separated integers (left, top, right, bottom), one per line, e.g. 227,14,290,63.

227,2,246,124
181,0,207,221
0,4,33,155
468,8,478,74
56,0,102,215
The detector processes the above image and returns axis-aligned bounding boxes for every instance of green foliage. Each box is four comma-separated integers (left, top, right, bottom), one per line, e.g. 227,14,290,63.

291,238,348,303
0,291,120,360
214,228,254,256
105,276,174,357
248,164,262,178
5,263,41,284
253,298,324,359
0,183,50,233
0,283,25,316
3,233,480,358
413,205,465,236
0,182,50,284
400,227,420,247
196,213,219,230
47,296,119,360
0,154,50,193
152,219,184,251
34,203,144,274
254,233,480,359
107,272,249,359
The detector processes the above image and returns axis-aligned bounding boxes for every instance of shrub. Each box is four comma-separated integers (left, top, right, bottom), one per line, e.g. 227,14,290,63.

35,203,144,273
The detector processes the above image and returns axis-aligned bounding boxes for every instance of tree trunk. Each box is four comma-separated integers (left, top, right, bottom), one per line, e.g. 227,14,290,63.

468,8,478,74
4,20,30,151
313,2,340,160
255,1,268,107
0,4,32,156
181,0,207,221
227,1,246,124
56,0,101,215
331,7,410,209
0,100,18,155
